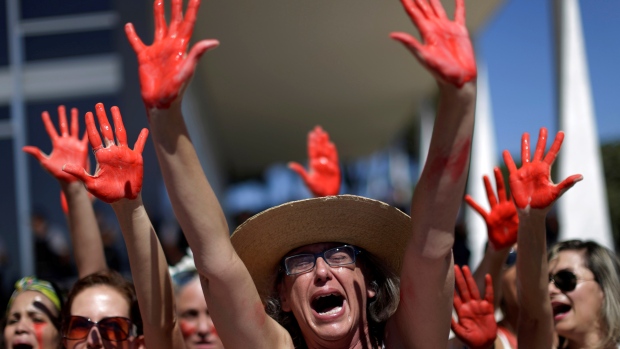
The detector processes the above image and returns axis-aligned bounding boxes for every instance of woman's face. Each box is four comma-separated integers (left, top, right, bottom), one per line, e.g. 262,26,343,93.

176,277,223,349
548,250,605,342
4,290,60,349
64,285,141,349
278,242,375,347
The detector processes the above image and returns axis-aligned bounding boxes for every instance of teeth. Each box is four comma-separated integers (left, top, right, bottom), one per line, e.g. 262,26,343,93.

319,306,342,315
317,293,336,299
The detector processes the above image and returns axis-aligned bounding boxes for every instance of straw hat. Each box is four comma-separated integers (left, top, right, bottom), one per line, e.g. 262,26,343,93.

230,195,412,299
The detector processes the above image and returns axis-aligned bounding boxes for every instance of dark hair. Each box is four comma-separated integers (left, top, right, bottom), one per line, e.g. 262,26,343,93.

265,250,400,349
549,240,620,348
62,270,142,336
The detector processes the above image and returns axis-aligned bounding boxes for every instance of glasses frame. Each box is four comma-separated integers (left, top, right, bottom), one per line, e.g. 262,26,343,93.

549,269,596,293
63,315,137,342
282,245,361,276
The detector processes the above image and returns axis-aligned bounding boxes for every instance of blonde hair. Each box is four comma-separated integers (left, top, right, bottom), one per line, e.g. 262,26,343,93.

548,240,620,348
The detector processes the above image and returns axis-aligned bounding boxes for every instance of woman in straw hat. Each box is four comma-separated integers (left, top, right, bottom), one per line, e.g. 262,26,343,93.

123,0,477,346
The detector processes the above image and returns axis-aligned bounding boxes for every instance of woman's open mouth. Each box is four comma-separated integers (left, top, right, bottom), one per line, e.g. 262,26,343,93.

311,293,345,316
552,302,572,321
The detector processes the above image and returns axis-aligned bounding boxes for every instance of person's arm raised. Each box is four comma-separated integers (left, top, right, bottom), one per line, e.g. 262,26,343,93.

63,103,185,349
23,105,106,278
502,127,582,349
387,0,477,347
466,167,518,308
125,1,291,348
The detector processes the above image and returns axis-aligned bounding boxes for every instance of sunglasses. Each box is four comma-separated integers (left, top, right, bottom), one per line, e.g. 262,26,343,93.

548,270,595,293
64,316,136,341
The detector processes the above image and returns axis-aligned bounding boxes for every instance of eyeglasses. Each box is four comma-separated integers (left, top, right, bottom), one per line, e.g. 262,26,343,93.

549,270,595,293
282,245,361,276
64,316,136,341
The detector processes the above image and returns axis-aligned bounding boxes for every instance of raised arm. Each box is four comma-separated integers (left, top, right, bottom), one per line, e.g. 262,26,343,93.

288,126,341,197
124,1,290,347
502,127,582,349
387,0,477,347
63,103,185,349
466,167,518,308
23,105,106,278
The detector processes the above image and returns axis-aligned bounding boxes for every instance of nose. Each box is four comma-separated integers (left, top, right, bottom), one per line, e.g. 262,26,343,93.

196,313,216,337
314,257,332,283
548,278,561,296
86,326,103,348
13,318,31,334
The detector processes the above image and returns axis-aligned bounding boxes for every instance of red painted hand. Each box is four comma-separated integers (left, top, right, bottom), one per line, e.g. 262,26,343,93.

125,0,219,110
288,126,341,197
63,103,149,204
23,106,89,183
502,128,582,211
451,265,497,349
465,167,518,250
391,0,476,87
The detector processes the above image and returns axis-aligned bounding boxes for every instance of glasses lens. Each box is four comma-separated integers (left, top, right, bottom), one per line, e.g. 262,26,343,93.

504,250,517,268
65,316,93,340
285,254,315,275
98,317,132,341
325,246,355,266
552,270,577,292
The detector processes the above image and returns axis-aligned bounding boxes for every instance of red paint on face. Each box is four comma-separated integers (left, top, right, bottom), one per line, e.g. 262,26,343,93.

179,320,197,338
33,322,46,349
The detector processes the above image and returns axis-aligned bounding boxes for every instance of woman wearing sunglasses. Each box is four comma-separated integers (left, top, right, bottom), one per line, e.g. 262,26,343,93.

62,270,144,349
3,277,63,349
547,240,620,349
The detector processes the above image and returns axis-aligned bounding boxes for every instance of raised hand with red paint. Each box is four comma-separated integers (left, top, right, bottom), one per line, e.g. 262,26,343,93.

23,106,89,184
63,103,149,203
125,0,219,110
391,0,476,87
465,167,518,250
288,126,341,197
502,128,582,212
451,265,497,349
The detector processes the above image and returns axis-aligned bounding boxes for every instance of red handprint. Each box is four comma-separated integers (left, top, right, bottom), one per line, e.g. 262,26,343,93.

502,128,582,211
63,103,149,203
125,0,219,109
390,0,476,87
23,106,89,183
288,126,341,197
451,265,497,349
465,167,518,250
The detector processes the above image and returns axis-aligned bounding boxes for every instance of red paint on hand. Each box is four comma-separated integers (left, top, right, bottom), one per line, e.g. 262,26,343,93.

451,265,497,349
62,103,149,204
289,126,341,197
23,106,89,183
125,0,219,110
465,167,518,250
502,128,583,211
390,0,476,87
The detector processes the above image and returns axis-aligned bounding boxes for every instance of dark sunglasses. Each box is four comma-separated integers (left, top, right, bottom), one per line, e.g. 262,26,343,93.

504,249,517,268
548,270,595,293
64,316,136,341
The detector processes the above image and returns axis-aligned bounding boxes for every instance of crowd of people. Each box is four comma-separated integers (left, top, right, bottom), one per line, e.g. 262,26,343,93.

3,0,620,348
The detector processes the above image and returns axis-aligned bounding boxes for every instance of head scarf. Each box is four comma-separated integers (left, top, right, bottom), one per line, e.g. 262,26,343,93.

169,248,198,288
6,276,62,315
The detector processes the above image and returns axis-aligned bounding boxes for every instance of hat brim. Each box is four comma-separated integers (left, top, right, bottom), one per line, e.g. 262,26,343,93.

230,195,412,299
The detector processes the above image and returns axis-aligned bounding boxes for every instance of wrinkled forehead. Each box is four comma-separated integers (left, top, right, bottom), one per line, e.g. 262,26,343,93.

284,242,349,257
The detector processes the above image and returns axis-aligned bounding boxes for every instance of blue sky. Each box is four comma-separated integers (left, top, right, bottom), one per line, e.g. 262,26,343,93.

477,0,620,160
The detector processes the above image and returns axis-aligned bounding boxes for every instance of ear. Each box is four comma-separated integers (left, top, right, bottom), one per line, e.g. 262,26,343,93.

278,281,292,312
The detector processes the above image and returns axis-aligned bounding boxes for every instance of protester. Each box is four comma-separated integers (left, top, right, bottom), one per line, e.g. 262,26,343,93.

503,127,582,349
2,277,63,349
122,0,477,347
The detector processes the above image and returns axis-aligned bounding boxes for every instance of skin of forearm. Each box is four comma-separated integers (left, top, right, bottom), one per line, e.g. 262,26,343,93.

111,197,177,332
147,105,233,278
516,212,553,348
473,246,510,310
60,181,107,278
